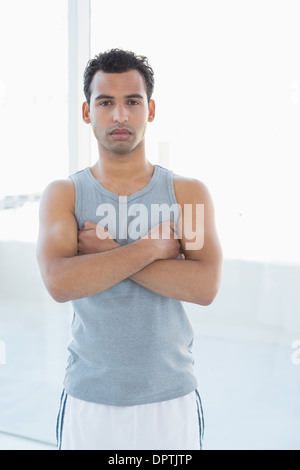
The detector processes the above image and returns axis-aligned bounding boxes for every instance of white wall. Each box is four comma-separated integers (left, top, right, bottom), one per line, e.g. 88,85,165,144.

0,241,48,302
187,259,300,337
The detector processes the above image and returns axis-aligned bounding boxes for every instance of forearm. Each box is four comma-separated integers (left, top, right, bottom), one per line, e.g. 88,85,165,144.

130,258,220,305
45,240,155,303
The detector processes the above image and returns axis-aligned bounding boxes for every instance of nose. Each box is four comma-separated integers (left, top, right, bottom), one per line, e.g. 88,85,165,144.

113,104,128,124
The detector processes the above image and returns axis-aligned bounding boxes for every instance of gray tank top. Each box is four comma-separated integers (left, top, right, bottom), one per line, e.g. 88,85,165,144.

64,165,198,406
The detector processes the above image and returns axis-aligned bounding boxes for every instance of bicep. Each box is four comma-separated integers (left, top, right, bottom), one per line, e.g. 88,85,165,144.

37,180,78,279
176,179,222,264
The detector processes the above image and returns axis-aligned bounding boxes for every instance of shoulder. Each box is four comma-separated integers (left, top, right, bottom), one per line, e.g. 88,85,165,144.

42,177,75,195
173,173,213,206
39,178,75,215
41,178,75,200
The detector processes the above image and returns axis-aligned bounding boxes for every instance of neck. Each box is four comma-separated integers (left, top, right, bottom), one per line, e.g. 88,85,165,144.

92,142,153,186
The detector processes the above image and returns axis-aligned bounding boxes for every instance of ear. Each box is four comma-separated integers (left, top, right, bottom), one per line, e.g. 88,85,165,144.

148,99,155,122
82,101,91,124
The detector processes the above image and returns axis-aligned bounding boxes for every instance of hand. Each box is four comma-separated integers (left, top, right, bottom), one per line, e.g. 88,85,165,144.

142,221,182,261
77,221,119,255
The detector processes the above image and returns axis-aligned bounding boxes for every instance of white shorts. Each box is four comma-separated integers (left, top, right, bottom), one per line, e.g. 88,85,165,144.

57,390,204,450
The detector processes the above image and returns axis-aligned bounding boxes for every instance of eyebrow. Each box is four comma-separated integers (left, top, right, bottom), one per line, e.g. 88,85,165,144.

125,94,144,100
94,93,144,102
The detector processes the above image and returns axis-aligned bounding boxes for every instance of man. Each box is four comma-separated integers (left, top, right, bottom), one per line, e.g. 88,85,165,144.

37,49,222,450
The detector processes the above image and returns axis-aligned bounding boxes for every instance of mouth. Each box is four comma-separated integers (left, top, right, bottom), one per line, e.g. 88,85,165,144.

109,128,132,141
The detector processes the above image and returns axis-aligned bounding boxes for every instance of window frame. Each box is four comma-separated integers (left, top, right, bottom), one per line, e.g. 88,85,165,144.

68,0,91,174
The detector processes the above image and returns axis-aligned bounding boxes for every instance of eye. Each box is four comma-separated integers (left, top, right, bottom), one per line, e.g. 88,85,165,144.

127,100,139,106
99,100,113,107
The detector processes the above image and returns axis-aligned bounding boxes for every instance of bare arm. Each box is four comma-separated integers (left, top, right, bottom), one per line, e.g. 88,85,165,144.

36,180,180,303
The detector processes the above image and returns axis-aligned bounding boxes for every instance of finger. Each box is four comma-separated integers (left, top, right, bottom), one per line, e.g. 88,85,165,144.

168,221,179,239
84,221,97,230
96,224,112,240
169,221,179,238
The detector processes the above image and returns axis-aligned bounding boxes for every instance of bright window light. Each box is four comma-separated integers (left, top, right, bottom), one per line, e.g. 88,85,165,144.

0,0,68,242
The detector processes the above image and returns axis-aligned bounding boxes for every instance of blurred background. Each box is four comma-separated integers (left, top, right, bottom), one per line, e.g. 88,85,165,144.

0,0,299,450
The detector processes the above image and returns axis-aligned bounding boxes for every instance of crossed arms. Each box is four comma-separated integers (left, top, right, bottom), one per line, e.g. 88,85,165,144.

37,176,223,305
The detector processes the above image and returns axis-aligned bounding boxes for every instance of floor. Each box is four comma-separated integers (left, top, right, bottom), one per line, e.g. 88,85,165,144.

0,432,55,450
193,330,300,450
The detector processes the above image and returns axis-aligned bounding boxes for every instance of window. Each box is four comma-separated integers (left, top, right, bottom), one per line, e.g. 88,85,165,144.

0,0,69,242
0,0,69,446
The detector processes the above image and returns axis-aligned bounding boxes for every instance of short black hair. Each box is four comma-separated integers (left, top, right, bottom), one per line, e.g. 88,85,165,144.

83,48,155,105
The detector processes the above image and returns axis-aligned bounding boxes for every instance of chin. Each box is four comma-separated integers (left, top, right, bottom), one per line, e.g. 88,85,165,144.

111,141,142,155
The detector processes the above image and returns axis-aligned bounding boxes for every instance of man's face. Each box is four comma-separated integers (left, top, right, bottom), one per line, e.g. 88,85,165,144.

83,70,155,155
